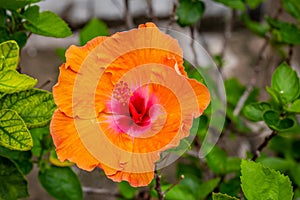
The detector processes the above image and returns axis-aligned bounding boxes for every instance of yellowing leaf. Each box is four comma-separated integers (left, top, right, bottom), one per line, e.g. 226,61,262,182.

0,89,56,128
0,40,19,71
0,109,32,151
0,70,37,94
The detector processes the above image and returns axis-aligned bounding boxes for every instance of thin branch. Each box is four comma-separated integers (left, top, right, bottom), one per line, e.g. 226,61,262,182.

27,32,32,39
167,0,178,29
190,25,199,67
273,4,283,19
233,4,283,116
233,37,269,116
83,187,114,194
220,9,236,60
82,186,122,197
252,131,277,161
124,0,134,28
163,175,184,195
198,17,212,56
38,79,52,89
146,0,157,23
154,170,164,200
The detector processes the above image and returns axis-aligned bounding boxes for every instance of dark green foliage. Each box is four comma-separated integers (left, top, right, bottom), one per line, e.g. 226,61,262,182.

176,0,205,27
79,18,109,45
38,166,83,200
0,155,29,200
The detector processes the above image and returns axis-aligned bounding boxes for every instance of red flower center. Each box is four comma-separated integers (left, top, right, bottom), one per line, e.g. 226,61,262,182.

129,90,152,127
110,82,159,133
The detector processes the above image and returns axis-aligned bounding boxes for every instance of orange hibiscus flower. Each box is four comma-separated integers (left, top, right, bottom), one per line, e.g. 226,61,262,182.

50,22,210,187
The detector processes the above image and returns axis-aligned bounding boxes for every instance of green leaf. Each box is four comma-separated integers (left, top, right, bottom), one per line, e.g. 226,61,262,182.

197,178,221,199
226,157,241,172
245,0,265,9
0,70,37,93
213,54,224,68
220,176,241,197
9,32,28,49
243,102,271,121
24,11,72,38
0,28,9,44
176,0,205,27
0,145,32,175
257,157,291,172
267,17,300,45
225,78,245,106
38,166,83,200
269,135,294,157
179,175,201,193
0,0,40,10
241,160,293,200
163,184,196,200
0,109,32,151
118,181,138,199
271,62,300,103
266,86,281,104
212,193,239,200
0,89,56,128
79,18,109,45
282,0,300,21
290,163,300,187
206,146,241,174
0,9,7,28
286,99,300,113
294,188,300,200
242,15,269,37
263,110,294,131
291,140,300,160
0,29,27,49
0,40,19,71
177,162,202,184
206,146,227,174
0,56,4,70
225,78,259,107
22,5,40,22
0,156,29,199
29,126,50,157
213,0,245,11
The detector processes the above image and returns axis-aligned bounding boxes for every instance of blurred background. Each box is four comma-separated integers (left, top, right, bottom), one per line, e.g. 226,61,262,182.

20,0,299,199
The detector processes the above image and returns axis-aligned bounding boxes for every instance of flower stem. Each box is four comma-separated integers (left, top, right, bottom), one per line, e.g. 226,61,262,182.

154,170,164,200
163,175,184,195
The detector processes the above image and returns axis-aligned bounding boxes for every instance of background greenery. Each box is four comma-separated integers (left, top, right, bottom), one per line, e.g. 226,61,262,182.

0,0,299,199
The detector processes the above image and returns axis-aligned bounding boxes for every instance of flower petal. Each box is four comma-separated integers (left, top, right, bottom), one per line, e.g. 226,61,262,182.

52,64,76,117
101,163,154,187
65,36,107,72
188,79,210,116
50,110,99,171
138,22,157,28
